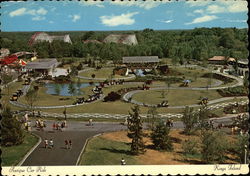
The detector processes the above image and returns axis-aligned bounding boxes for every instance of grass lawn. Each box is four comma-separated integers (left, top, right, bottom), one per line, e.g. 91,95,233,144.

80,135,137,165
18,86,76,106
132,89,222,106
79,67,125,79
80,130,238,165
1,132,39,166
151,78,220,88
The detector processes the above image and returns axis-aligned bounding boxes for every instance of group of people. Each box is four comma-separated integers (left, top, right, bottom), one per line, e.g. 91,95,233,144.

44,139,72,149
35,119,46,130
52,121,67,131
165,118,174,127
64,139,72,149
44,139,54,149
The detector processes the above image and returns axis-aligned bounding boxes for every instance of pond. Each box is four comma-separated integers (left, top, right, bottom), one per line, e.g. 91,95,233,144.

45,83,99,96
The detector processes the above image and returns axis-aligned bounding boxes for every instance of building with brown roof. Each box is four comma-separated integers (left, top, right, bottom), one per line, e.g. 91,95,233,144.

208,56,235,65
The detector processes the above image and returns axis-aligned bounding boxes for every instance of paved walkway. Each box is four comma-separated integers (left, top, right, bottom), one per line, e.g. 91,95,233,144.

22,121,127,166
21,114,240,166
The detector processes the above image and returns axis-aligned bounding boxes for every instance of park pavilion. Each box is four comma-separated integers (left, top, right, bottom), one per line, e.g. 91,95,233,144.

122,56,160,69
25,59,59,76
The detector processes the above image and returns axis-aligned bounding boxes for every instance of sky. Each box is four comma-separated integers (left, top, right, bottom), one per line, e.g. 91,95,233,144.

1,0,248,32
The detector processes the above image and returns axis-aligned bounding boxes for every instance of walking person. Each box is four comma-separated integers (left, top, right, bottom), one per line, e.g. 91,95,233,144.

44,139,48,149
52,122,56,131
88,118,93,126
65,140,69,149
49,139,54,149
69,140,72,149
121,158,126,165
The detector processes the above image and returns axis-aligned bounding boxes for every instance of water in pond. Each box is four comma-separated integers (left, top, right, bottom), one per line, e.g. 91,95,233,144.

45,83,99,96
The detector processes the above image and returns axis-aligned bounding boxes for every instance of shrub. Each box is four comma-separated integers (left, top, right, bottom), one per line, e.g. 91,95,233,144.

202,73,234,84
201,130,228,163
103,91,121,102
217,86,248,97
182,139,199,155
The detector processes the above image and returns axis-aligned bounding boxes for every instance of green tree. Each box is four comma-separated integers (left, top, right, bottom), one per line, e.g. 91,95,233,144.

234,134,249,164
1,106,24,146
182,139,199,155
68,82,76,96
25,88,38,116
127,105,146,155
1,74,13,95
243,74,249,93
76,78,82,95
197,105,210,129
151,120,173,151
182,106,198,135
54,84,61,95
146,106,160,130
201,130,228,163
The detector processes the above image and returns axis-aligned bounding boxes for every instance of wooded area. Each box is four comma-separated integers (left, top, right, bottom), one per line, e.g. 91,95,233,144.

0,28,248,62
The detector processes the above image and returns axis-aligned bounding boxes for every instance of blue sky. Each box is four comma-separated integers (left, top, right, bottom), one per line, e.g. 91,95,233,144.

1,0,248,31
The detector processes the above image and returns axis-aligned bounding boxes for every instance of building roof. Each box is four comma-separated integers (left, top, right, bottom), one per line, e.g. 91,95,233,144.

238,59,248,65
104,34,138,45
208,56,235,62
122,56,159,63
29,32,72,45
25,59,58,69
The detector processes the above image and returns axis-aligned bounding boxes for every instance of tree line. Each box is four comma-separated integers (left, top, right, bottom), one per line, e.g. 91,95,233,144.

0,27,248,63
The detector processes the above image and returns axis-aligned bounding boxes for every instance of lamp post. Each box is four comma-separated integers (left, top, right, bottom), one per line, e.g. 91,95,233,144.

63,106,67,120
244,144,248,164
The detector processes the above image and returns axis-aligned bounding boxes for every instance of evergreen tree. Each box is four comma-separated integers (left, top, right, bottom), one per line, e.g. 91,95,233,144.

197,105,210,129
146,106,160,130
68,82,76,96
127,105,146,155
1,106,24,146
54,84,61,95
25,88,38,116
151,120,173,151
182,106,198,135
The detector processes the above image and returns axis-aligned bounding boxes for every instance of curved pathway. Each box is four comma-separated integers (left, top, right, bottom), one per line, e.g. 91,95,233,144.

122,71,244,107
9,65,244,110
21,113,244,166
77,68,135,81
10,94,105,109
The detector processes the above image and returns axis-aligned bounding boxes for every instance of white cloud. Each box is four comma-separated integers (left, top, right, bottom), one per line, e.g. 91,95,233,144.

158,20,174,24
194,9,204,14
100,12,139,27
9,7,48,17
9,8,26,17
37,8,48,15
110,0,168,10
186,1,211,7
69,15,81,22
225,19,246,23
80,1,105,8
49,21,54,24
32,16,45,21
207,5,226,14
226,1,248,13
186,15,218,25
